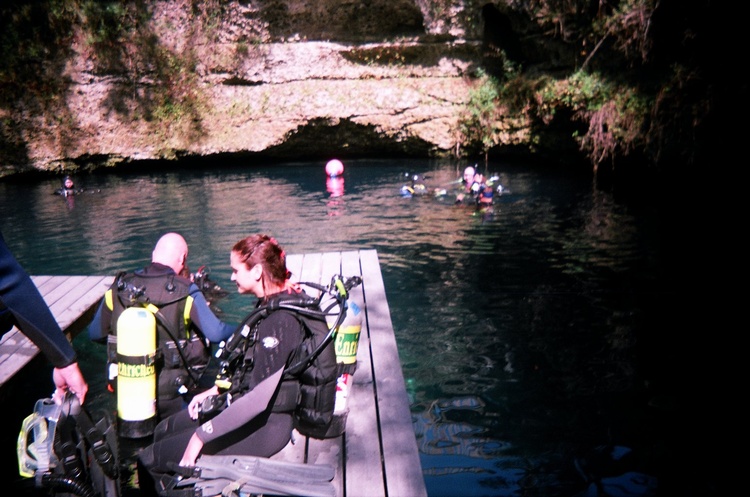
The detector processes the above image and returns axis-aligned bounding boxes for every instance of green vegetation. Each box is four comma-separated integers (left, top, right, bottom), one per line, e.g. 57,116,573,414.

534,71,650,166
456,70,502,163
454,0,711,175
0,0,723,179
0,0,204,149
457,64,652,170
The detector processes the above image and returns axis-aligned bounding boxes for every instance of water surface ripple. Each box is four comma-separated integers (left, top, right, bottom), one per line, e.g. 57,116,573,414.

0,159,708,496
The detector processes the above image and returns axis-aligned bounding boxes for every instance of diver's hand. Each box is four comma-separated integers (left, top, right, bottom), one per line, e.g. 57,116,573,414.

52,362,88,405
188,385,219,420
179,433,204,468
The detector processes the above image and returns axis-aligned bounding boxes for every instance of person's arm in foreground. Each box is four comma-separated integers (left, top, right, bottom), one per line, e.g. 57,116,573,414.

0,231,88,405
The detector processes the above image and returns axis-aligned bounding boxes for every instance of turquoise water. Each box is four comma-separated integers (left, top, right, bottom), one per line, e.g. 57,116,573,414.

0,158,711,496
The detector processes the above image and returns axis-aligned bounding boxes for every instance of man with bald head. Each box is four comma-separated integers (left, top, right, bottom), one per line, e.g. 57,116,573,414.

89,232,234,422
152,232,189,275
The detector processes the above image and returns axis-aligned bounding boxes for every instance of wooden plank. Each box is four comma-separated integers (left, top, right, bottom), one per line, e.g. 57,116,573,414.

298,252,324,286
320,251,342,280
286,253,304,284
0,330,39,385
28,275,53,288
360,249,427,497
342,250,386,497
274,250,425,497
276,252,346,495
306,252,345,492
0,275,114,389
40,275,113,334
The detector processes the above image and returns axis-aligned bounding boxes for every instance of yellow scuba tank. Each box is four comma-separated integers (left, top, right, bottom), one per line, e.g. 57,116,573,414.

333,300,363,413
335,301,362,367
116,307,157,438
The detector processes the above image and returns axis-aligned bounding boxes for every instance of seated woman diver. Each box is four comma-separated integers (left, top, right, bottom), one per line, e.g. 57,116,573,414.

137,234,350,497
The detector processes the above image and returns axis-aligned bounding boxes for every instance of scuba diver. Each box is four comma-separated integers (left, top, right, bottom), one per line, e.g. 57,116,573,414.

453,165,478,204
89,233,235,433
54,176,84,197
400,173,428,197
137,234,359,497
430,165,481,203
454,167,505,208
475,173,504,208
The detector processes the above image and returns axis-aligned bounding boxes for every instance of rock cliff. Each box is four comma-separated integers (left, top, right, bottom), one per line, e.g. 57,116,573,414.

2,0,516,176
3,0,723,180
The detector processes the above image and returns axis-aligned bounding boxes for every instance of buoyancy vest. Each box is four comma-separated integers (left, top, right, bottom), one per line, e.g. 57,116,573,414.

477,183,494,205
231,292,338,438
278,297,339,438
105,268,210,404
17,393,120,497
211,278,360,440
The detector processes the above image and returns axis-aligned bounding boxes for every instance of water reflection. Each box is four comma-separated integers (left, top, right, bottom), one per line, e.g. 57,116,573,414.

0,159,697,496
326,175,345,216
414,396,508,458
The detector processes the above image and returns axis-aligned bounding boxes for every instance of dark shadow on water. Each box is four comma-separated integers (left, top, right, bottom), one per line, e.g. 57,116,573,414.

0,159,724,497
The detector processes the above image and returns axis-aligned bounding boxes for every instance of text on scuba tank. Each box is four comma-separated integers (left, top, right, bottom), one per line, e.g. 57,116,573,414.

118,362,156,378
335,330,359,362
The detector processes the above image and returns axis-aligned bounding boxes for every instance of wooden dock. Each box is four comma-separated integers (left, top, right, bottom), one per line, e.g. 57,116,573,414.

0,274,114,388
275,249,427,497
0,250,427,497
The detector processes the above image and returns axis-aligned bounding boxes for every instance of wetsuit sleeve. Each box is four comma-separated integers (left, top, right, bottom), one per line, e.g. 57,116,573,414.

0,231,77,368
196,368,284,444
195,311,303,445
188,285,235,342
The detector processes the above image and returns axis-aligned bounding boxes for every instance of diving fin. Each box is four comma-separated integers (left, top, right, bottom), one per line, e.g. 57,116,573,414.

180,476,335,497
174,454,336,497
197,454,335,482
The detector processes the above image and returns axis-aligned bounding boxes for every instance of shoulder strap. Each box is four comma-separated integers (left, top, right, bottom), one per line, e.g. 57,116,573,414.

114,272,190,308
214,276,362,387
72,403,119,480
112,272,200,384
283,311,335,378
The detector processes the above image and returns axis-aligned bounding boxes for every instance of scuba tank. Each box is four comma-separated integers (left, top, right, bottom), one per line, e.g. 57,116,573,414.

116,307,157,438
331,299,363,413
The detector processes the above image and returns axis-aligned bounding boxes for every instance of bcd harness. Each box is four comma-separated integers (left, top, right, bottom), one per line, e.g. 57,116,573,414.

17,392,120,497
105,271,208,401
197,274,362,439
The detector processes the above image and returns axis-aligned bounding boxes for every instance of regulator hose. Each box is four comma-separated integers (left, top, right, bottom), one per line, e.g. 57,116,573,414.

41,473,97,497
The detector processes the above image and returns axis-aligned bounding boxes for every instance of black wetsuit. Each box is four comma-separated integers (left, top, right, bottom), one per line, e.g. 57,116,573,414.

55,187,82,197
138,289,307,485
89,263,234,418
0,230,78,368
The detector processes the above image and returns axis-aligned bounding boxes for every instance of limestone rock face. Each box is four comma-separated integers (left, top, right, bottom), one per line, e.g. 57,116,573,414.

3,0,498,174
